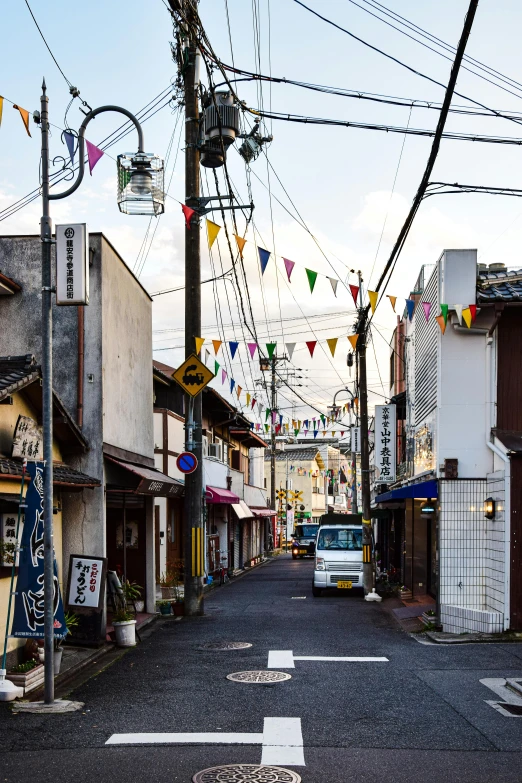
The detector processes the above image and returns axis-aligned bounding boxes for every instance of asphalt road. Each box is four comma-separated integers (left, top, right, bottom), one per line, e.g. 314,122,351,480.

1,554,522,782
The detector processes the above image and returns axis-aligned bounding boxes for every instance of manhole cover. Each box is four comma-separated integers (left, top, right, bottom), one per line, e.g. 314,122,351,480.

198,642,253,651
192,764,301,782
226,670,292,683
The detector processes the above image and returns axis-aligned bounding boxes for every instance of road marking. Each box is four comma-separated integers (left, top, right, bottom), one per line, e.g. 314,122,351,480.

106,732,263,745
267,650,388,668
261,717,305,767
480,677,522,717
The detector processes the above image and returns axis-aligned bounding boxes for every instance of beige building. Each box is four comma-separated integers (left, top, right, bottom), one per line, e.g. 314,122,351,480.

265,447,327,529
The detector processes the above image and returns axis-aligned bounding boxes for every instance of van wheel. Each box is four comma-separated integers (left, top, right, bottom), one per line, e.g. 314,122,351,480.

312,585,322,597
292,554,297,560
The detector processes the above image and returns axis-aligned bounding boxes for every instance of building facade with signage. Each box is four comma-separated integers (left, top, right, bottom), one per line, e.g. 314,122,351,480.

374,249,522,634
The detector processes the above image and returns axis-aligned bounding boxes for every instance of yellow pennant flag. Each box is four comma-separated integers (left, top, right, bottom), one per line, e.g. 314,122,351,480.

332,432,336,438
462,307,472,328
326,337,338,357
387,295,397,312
234,234,247,257
0,96,3,127
368,290,378,313
246,392,251,406
206,219,221,248
212,340,222,355
237,385,242,399
435,314,446,335
195,337,205,354
348,334,359,350
13,104,31,137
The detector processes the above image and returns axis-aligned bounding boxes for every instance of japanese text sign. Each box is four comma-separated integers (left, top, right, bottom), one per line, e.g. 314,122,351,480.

12,415,43,461
374,404,396,484
56,223,89,305
351,426,361,454
67,556,106,610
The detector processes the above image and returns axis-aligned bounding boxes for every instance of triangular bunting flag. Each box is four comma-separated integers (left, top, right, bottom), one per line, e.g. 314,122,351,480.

387,295,396,312
237,385,242,398
283,258,295,282
258,247,270,275
462,307,472,328
181,203,196,229
313,431,318,439
247,343,258,359
294,428,300,437
212,340,222,355
305,268,318,293
286,343,296,361
246,393,251,406
454,305,463,325
85,139,104,174
348,334,359,350
214,360,220,375
328,277,338,297
349,284,359,306
13,104,31,137
406,299,416,322
266,343,277,359
251,397,257,410
0,96,3,127
230,379,236,393
422,301,431,322
368,290,378,313
435,315,446,335
265,424,270,433
64,131,75,165
326,337,338,357
221,369,227,384
306,341,317,357
229,341,239,359
440,304,448,325
469,304,477,322
265,409,271,421
234,235,246,257
195,337,205,354
206,219,221,248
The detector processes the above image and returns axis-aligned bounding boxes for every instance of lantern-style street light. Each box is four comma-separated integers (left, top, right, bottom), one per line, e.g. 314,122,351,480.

37,80,164,707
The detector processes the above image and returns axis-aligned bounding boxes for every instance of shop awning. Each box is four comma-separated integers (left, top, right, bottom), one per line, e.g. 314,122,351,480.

205,486,240,504
251,507,278,517
105,456,184,497
375,479,438,504
231,500,254,519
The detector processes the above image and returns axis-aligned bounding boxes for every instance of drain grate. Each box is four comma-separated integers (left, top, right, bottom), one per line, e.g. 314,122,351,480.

226,670,292,684
192,764,301,782
198,642,253,651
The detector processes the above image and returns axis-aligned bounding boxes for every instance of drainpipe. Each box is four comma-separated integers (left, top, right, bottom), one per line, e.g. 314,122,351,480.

77,305,84,427
485,334,511,630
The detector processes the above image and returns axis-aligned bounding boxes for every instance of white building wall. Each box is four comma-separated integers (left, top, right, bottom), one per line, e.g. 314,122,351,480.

485,470,506,616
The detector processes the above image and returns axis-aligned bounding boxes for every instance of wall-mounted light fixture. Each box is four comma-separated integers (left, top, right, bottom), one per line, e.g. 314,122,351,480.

420,499,436,518
484,497,496,520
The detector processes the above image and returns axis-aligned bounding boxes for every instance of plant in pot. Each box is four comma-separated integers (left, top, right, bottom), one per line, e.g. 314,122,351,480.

159,568,176,600
156,599,172,616
112,607,137,647
54,611,79,674
169,559,185,615
122,580,144,613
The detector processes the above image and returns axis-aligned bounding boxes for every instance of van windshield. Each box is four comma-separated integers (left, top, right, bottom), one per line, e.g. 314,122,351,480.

317,528,363,551
295,525,318,538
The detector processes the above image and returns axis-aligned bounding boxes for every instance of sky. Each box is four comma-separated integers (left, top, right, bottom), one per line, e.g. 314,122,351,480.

2,0,522,436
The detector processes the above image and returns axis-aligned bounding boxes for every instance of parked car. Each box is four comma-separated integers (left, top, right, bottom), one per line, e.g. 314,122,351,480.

312,513,363,596
291,523,319,558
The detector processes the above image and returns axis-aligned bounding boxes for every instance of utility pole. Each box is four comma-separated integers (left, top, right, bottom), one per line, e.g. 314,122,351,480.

182,1,204,616
356,271,373,596
269,356,277,552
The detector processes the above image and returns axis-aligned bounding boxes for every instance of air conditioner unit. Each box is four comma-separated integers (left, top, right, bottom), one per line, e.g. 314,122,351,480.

208,443,222,461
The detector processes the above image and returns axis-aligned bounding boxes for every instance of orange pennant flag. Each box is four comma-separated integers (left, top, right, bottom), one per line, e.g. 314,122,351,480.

0,96,3,127
462,307,472,328
234,234,247,257
195,337,205,355
212,340,222,355
348,334,359,350
326,337,338,357
387,295,397,312
368,290,378,313
13,104,31,137
237,385,242,399
435,314,446,335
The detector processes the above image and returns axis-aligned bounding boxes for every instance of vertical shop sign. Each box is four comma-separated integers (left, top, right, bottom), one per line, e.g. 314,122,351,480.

375,404,396,484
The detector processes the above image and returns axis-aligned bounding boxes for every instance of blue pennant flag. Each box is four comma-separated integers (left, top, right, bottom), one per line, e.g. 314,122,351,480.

64,131,76,165
230,378,236,393
11,462,67,639
229,341,239,359
406,299,415,321
258,247,270,275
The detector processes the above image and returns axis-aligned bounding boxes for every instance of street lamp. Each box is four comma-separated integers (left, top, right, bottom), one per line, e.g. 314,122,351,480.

329,387,357,513
38,80,164,706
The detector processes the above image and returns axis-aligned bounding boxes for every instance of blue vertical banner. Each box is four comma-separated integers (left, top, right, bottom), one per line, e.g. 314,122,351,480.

11,462,67,639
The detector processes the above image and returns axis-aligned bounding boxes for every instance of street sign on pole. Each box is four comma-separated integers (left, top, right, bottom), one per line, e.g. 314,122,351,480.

55,223,89,305
172,354,214,397
176,452,198,474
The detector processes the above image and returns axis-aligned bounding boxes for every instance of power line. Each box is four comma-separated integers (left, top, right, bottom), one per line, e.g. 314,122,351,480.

24,0,73,88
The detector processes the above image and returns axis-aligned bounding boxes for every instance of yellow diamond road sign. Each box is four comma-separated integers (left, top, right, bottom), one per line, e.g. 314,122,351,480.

172,354,215,397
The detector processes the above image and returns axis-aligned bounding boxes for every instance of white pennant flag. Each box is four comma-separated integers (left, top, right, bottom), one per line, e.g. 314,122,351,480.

286,342,296,361
328,277,338,297
454,304,463,325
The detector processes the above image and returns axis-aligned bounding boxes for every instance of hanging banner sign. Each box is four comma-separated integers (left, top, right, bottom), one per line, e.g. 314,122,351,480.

11,415,43,460
56,223,89,305
374,404,396,484
11,462,68,639
351,426,361,454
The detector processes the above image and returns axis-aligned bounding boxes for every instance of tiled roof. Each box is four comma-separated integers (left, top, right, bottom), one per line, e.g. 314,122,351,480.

265,448,320,462
0,456,99,487
477,269,522,303
0,355,39,399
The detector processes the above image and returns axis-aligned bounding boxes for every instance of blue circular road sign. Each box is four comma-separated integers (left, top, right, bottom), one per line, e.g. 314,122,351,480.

176,451,198,474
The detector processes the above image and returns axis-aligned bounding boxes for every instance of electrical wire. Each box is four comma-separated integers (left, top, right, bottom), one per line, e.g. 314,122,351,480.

24,0,73,88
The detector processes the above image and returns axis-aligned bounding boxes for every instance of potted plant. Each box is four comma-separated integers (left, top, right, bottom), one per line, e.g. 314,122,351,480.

112,607,137,647
159,569,176,600
54,611,79,674
169,559,185,615
122,580,144,613
7,659,44,695
156,599,172,616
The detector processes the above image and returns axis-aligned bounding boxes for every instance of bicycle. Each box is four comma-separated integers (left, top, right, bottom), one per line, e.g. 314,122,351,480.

217,550,230,585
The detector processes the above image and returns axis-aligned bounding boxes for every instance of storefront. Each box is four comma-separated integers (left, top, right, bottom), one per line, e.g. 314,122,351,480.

205,486,240,576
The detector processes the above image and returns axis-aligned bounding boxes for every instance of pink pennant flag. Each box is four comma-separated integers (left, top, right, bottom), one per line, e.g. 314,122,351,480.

422,301,431,322
221,369,227,385
247,343,258,359
85,139,104,175
271,410,277,424
283,258,295,282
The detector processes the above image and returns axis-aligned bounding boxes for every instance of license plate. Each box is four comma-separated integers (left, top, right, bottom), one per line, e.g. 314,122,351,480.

299,549,307,554
337,580,353,589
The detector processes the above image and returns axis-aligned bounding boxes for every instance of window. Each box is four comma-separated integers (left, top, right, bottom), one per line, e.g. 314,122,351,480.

317,528,362,551
264,477,267,489
390,351,395,390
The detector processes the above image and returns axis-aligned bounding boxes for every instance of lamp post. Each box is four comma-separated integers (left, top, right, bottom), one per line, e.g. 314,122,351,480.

38,80,163,705
328,387,357,513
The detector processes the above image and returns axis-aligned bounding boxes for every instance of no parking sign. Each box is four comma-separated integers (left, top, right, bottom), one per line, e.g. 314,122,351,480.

176,452,198,474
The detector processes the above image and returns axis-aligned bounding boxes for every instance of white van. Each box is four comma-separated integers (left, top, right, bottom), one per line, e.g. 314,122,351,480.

312,514,363,596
